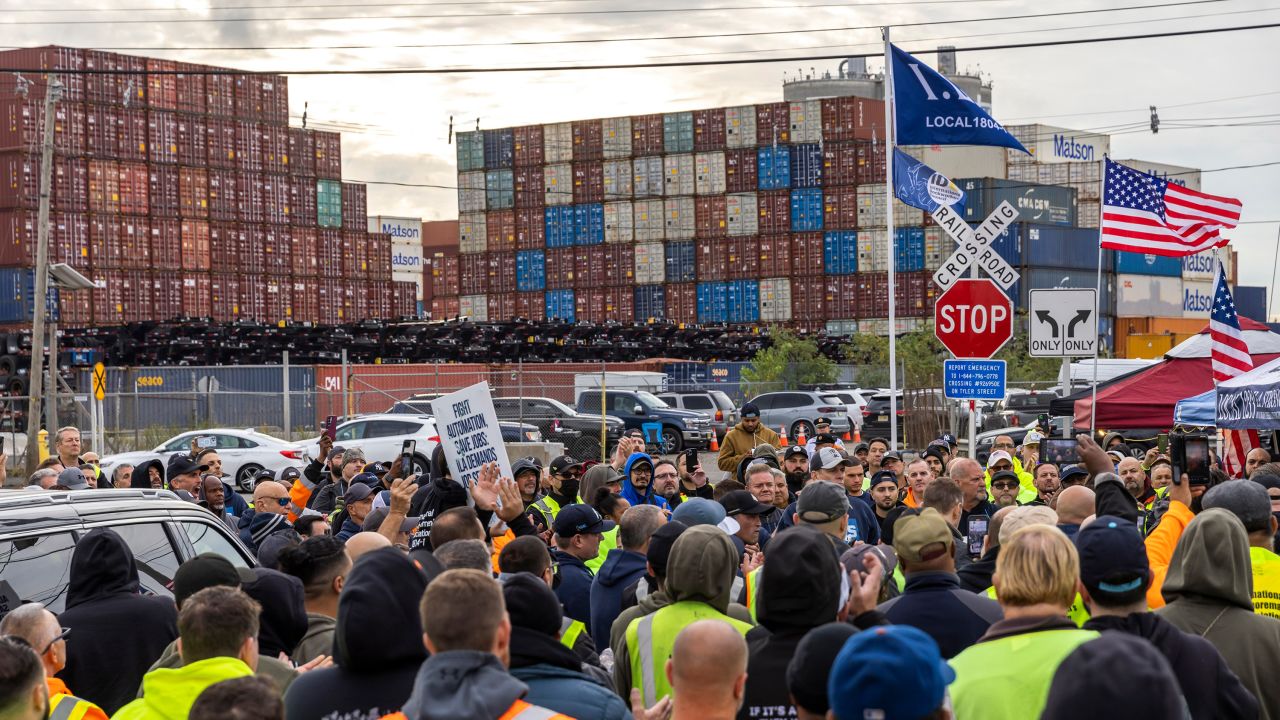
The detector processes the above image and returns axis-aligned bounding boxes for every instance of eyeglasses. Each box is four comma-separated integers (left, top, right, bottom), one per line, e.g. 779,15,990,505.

994,443,1015,450
41,627,70,655
654,472,678,480
991,465,1013,473
992,482,1019,490
260,497,289,507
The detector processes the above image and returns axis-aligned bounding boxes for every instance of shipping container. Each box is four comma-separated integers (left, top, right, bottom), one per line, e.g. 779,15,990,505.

0,99,83,156
513,125,545,168
84,105,118,160
290,176,316,227
855,185,925,228
663,154,695,197
634,242,665,284
664,197,695,241
292,226,318,277
692,108,726,152
1009,269,1115,312
758,234,791,278
666,240,696,283
663,112,694,154
906,145,1007,184
262,125,288,175
544,206,574,249
232,120,262,172
515,206,545,249
791,231,824,276
0,154,88,214
287,128,316,178
1182,280,1214,319
727,280,760,323
544,164,572,206
0,267,58,324
483,128,515,169
487,292,516,322
725,193,758,237
604,243,634,286
148,164,180,217
725,105,757,149
695,152,726,195
151,272,183,319
758,190,790,235
574,203,605,246
1007,124,1109,165
149,217,182,270
546,247,575,289
513,290,544,321
633,199,664,242
0,210,87,267
178,166,209,219
543,123,573,164
601,160,632,200
823,186,858,230
121,216,152,268
982,223,1112,272
1110,250,1182,277
790,188,823,232
571,162,603,204
204,72,235,118
290,279,318,323
545,288,575,321
727,236,759,280
459,212,487,253
695,196,728,238
823,276,860,320
571,120,603,161
819,97,884,143
697,238,729,281
823,230,858,275
431,295,460,320
924,227,946,271
206,117,237,170
513,166,545,208
574,245,605,285
786,100,820,143
234,75,264,121
789,143,823,188
460,253,488,295
630,114,664,157
179,218,210,271
207,169,238,222
791,276,827,324
957,177,1077,226
84,50,122,105
725,148,758,194
174,115,207,167
635,284,665,320
604,201,633,243
240,172,265,225
697,282,728,323
314,131,342,179
632,156,664,198
666,282,697,324
457,131,484,172
486,169,514,210
457,171,485,213
757,146,791,190
88,159,120,214
486,208,516,252
759,277,792,322
755,102,790,145
261,76,289,124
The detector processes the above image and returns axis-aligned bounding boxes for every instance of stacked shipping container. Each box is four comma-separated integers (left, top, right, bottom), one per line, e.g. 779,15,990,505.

0,46,416,326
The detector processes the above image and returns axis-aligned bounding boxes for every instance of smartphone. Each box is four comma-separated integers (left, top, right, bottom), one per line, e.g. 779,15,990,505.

323,415,338,441
1158,433,1169,454
400,439,416,476
1171,434,1211,485
1041,438,1080,466
195,435,217,450
684,448,698,474
967,517,989,558
1037,413,1051,431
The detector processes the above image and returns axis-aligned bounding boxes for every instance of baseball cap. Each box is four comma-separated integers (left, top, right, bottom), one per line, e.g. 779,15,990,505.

364,461,390,476
1075,515,1150,601
814,433,839,447
852,442,870,454
999,505,1059,544
986,450,1013,468
809,447,851,472
880,450,903,465
343,483,375,505
939,433,958,448
740,402,761,418
892,508,954,563
840,544,898,580
828,626,955,720
1106,449,1127,463
646,521,689,578
1204,480,1274,534
922,444,947,464
1061,464,1089,483
787,623,858,715
990,469,1020,486
550,455,584,476
326,447,346,462
869,470,898,490
784,445,810,461
512,457,542,478
719,490,774,517
797,481,849,523
552,504,615,538
362,507,421,534
173,553,256,607
1042,634,1185,720
167,455,209,477
279,467,301,484
1023,430,1045,446
752,444,780,461
670,497,727,527
57,467,90,490
352,472,381,487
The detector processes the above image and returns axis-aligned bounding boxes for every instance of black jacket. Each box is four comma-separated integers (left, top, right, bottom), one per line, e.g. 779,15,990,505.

956,545,1000,594
1083,613,1259,719
407,446,470,550
129,457,166,489
553,549,594,628
57,528,179,715
242,568,308,659
283,548,429,720
877,571,1004,659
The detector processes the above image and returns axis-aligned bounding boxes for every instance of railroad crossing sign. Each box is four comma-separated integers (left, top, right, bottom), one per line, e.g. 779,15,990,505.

930,201,1022,291
92,362,106,402
1028,289,1098,357
934,278,1014,359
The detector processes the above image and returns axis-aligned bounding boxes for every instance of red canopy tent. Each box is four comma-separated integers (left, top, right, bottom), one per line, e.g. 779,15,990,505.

1073,317,1280,430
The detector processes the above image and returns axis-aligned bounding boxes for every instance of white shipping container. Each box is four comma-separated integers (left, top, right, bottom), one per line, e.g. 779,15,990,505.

856,186,925,228
664,154,695,197
603,160,634,200
827,320,859,336
459,213,487,254
368,215,423,243
858,229,888,272
1183,249,1236,282
726,193,759,237
759,277,792,322
634,242,665,284
858,319,889,336
788,100,822,143
458,171,486,213
1076,181,1100,201
1117,273,1183,316
1182,280,1214,318
1114,158,1202,191
602,117,632,159
1077,201,1100,228
604,201,634,244
924,227,946,272
634,199,666,242
1068,161,1101,184
1007,163,1036,182
905,145,1007,182
633,156,664,198
544,122,573,164
460,294,488,321
1038,163,1070,186
695,152,726,195
665,196,696,240
544,163,572,206
725,105,758,149
1007,123,1110,165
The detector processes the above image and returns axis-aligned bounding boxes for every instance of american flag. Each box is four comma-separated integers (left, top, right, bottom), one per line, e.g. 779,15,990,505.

1100,159,1242,257
1210,259,1259,476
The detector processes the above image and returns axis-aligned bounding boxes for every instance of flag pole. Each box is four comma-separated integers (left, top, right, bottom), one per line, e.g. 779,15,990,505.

1090,157,1104,437
883,26,898,451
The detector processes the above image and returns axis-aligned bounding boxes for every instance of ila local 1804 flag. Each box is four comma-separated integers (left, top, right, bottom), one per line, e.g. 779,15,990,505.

1100,158,1242,257
890,44,1028,153
892,148,965,216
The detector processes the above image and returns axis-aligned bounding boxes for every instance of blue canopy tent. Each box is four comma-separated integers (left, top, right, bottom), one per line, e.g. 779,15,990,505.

1173,389,1217,427
1173,356,1280,429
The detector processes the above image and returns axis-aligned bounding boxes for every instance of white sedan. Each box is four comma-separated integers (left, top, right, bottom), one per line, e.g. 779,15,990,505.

100,429,307,491
299,414,441,477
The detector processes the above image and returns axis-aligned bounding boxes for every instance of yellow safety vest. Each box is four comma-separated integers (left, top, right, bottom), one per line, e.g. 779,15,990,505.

532,495,563,527
985,586,1092,627
1250,546,1280,620
559,617,585,650
585,526,618,573
49,693,102,720
744,567,762,621
626,600,752,706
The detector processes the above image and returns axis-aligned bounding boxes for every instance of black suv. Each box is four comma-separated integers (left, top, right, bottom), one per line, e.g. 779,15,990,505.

0,489,254,618
491,396,625,462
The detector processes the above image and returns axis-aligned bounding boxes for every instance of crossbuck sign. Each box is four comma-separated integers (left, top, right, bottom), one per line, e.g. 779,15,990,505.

930,201,1022,291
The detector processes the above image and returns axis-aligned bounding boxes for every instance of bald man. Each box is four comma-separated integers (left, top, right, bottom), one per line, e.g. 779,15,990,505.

1117,457,1155,511
1055,485,1095,541
665,619,748,720
252,480,291,516
0,604,107,719
1244,447,1273,478
344,531,392,561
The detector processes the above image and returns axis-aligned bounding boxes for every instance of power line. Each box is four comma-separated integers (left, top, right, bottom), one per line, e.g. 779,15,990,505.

8,0,1019,12
1002,90,1280,122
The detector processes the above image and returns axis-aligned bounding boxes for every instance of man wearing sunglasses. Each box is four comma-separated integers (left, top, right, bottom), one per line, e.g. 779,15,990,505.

0,604,108,720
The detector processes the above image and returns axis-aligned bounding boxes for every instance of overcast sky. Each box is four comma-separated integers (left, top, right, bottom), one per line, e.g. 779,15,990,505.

4,0,1278,307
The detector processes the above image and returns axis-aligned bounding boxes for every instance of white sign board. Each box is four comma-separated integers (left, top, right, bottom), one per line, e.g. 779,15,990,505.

430,382,512,488
931,201,1021,291
1028,289,1098,357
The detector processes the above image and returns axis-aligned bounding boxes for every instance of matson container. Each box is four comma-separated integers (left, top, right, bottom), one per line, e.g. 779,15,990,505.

759,278,792,322
725,106,757,149
604,201,633,243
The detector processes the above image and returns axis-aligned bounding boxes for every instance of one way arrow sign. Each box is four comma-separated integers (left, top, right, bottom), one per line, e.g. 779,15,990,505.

1028,288,1098,357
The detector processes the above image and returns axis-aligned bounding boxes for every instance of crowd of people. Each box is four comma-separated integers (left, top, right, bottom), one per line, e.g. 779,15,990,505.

4,407,1280,719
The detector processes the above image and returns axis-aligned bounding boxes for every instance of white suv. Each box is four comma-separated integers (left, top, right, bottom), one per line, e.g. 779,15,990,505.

302,414,440,476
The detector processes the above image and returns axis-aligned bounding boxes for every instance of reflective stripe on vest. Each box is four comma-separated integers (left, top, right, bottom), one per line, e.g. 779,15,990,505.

744,567,762,622
532,496,562,525
560,618,585,650
49,695,95,720
498,699,571,720
628,601,753,707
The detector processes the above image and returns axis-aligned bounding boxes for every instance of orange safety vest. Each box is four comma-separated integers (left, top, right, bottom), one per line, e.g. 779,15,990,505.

46,679,107,720
381,700,574,720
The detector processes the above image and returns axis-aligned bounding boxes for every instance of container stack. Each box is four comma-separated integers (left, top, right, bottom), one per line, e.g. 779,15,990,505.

0,45,416,327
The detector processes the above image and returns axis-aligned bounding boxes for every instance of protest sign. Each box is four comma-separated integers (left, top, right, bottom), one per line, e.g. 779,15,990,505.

430,382,513,487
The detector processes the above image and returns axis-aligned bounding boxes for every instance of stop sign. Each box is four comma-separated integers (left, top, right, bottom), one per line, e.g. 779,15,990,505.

934,279,1013,358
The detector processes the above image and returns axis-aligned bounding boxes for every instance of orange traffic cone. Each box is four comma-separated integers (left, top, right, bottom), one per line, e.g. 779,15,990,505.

709,433,720,452
778,426,789,447
796,426,808,446
842,430,852,441
855,429,862,443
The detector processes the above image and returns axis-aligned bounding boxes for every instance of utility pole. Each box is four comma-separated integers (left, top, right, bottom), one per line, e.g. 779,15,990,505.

26,76,63,474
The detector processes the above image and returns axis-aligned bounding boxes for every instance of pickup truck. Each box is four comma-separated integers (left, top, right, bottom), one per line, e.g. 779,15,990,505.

577,389,713,453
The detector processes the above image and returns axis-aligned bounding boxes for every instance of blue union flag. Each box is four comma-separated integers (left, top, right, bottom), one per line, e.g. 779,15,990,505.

890,44,1028,153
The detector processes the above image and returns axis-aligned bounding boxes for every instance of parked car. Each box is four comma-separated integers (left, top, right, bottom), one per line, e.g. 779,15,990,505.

861,389,985,440
576,390,713,453
655,390,738,440
997,390,1059,428
490,396,625,461
301,414,440,476
100,429,307,492
385,399,545,444
745,391,853,440
0,488,254,618
814,387,869,431
972,417,1072,465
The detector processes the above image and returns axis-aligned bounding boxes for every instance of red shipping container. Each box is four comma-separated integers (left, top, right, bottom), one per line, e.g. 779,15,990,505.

823,186,858,230
117,161,148,216
513,167,544,209
488,251,517,291
60,288,92,327
85,104,118,159
287,128,316,177
868,273,890,316
665,282,697,324
336,280,355,322
262,174,289,225
727,236,759,280
791,276,828,324
0,47,86,103
291,279,319,323
123,270,152,323
87,214,121,269
206,118,237,170
513,125,544,168
515,207,544,250
87,269,122,325
822,142,861,187
758,234,792,278
175,63,207,115
514,291,543,321
546,247,574,289
240,225,266,275
604,243,634,286
147,110,178,164
695,196,728,239
316,278,340,324
630,114,664,157
180,219,210,271
339,230,362,275
210,273,240,321
235,122,263,173
208,222,235,270
261,75,289,125
574,287,604,323
317,229,342,270
572,162,603,204
263,226,291,273
0,154,88,213
0,99,84,156
289,176,316,227
241,279,266,321
262,125,288,174
438,255,460,296
0,211,84,267
264,275,289,322
487,293,516,322
693,108,726,151
145,59,178,110
314,131,341,179
291,226,318,277
118,215,150,269
758,190,790,235
791,232,825,276
755,102,791,145
460,253,488,295
180,272,212,317
117,107,148,162
697,238,730,281
856,144,887,185
571,120,603,161
239,172,265,224
151,272,183,319
176,115,207,167
87,160,119,214
148,164,179,217
178,166,209,219
357,231,379,274
572,246,605,286
375,284,396,319
207,169,238,222
823,276,860,320
605,286,634,323
341,183,367,231
150,217,182,270
234,75,263,121
84,50,122,106
368,234,391,281
486,209,516,253
725,148,758,194
432,296,460,320
205,72,236,118
820,97,885,143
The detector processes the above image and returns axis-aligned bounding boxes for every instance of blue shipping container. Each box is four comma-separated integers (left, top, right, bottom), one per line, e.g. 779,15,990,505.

545,206,575,248
635,284,666,320
757,146,792,190
483,128,514,169
1236,286,1267,322
666,241,697,283
790,143,824,188
1004,268,1115,314
957,177,1078,227
895,228,925,272
485,169,514,210
1114,249,1179,276
823,230,858,275
1011,224,1115,272
0,268,57,324
516,250,546,292
664,362,708,390
726,280,760,323
790,188,824,232
697,282,728,323
664,112,694,154
967,222,1022,266
574,204,605,246
545,289,576,322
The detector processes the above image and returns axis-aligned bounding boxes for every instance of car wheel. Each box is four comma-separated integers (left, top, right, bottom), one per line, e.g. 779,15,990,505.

791,420,816,440
236,464,262,491
661,427,683,454
412,454,430,477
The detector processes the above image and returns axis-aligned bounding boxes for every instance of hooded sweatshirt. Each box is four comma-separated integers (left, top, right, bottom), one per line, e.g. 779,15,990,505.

237,510,299,556
112,656,254,720
738,526,841,720
620,452,669,510
408,445,470,548
1157,508,1280,719
589,547,649,647
397,651,530,720
242,568,309,659
284,548,429,720
130,458,166,490
57,528,179,715
612,525,755,698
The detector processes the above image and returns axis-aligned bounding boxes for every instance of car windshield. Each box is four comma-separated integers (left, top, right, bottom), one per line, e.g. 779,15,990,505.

636,391,668,408
709,391,734,410
1006,394,1049,409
